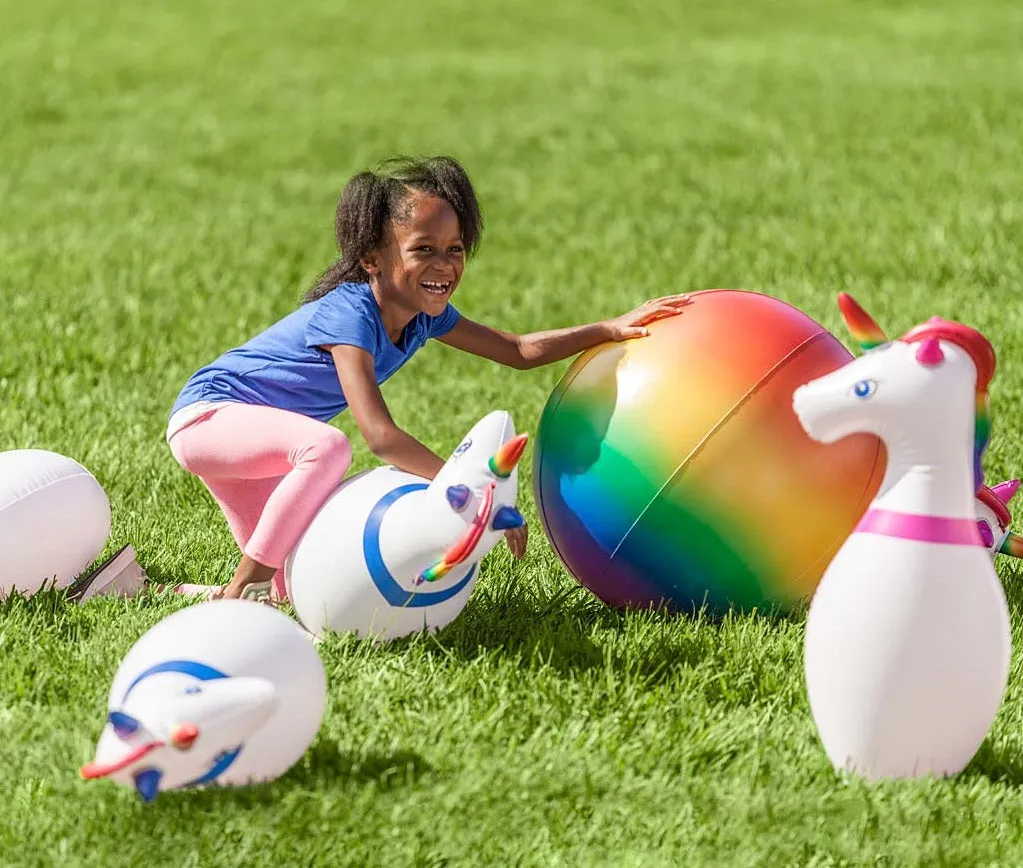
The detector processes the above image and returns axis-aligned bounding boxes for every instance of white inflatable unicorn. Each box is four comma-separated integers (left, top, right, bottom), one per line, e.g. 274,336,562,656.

792,293,1011,781
285,409,527,642
815,299,1022,563
81,600,327,802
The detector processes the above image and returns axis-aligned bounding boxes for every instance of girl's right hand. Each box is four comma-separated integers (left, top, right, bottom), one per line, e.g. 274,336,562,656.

604,294,692,340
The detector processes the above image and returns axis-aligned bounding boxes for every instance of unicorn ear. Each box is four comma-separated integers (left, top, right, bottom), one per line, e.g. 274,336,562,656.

133,768,163,804
446,485,471,511
992,480,1021,505
491,506,525,531
915,338,944,366
837,293,888,353
108,710,142,738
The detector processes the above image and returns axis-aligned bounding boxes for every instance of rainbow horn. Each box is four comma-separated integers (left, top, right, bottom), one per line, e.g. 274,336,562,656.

837,292,888,353
992,480,1021,505
488,433,529,479
1000,532,1023,559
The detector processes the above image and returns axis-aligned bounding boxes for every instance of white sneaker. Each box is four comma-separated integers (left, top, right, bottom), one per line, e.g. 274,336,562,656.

70,544,148,603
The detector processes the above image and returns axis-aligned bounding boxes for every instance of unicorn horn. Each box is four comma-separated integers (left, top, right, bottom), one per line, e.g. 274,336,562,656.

992,480,1021,505
1000,532,1023,559
488,433,529,479
837,292,888,353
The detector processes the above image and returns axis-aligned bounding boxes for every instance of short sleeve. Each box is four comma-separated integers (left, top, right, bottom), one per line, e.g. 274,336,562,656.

427,304,461,338
305,289,378,355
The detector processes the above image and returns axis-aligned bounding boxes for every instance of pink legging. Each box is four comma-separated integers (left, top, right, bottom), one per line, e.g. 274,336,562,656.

168,403,352,599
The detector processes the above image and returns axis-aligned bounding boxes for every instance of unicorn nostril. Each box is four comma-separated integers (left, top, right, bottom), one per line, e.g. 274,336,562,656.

171,722,200,750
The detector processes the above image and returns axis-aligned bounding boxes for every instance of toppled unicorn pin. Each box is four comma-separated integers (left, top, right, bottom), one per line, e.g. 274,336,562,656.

792,294,1011,781
285,410,527,642
977,479,1023,559
81,600,327,802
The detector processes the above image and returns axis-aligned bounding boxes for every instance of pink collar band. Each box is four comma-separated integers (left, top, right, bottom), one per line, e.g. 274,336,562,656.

855,509,984,547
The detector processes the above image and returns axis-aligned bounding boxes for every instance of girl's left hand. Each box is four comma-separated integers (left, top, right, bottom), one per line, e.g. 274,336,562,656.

504,523,528,560
605,294,692,340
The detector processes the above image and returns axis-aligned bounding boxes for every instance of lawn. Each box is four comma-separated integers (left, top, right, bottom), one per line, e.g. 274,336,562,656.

2,0,1023,864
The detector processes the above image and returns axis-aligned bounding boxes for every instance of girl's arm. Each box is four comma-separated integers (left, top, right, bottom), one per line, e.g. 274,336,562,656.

437,294,691,369
327,344,446,479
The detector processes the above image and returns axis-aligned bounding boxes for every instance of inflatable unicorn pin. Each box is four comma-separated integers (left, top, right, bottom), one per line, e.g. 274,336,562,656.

792,293,1011,781
81,600,327,802
812,298,1022,562
285,410,528,642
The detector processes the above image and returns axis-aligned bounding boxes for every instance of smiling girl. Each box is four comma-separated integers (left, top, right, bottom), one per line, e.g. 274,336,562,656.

154,155,689,601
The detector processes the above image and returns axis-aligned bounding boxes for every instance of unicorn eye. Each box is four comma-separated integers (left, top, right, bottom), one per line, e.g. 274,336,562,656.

852,379,877,399
977,521,995,549
184,686,202,695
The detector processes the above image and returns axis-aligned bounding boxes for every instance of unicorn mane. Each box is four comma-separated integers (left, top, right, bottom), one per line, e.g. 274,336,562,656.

901,317,996,493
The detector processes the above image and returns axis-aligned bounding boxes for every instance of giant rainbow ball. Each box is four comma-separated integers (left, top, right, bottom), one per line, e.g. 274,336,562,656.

532,289,886,616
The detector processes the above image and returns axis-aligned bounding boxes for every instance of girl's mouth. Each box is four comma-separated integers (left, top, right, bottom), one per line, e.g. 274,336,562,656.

420,280,452,296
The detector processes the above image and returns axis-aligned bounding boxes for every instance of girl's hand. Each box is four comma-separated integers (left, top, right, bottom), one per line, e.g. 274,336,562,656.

604,294,692,340
504,523,528,560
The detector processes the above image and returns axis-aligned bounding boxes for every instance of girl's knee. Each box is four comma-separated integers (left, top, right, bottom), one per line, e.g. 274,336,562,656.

302,427,352,473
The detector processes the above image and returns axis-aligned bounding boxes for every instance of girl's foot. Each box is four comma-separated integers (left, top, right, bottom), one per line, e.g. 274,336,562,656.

240,580,274,604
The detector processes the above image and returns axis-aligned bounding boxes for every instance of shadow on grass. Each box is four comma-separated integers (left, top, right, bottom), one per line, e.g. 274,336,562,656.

367,575,803,685
125,744,434,813
960,740,1023,788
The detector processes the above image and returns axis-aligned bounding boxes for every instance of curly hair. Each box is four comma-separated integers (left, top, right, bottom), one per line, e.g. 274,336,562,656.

303,155,483,303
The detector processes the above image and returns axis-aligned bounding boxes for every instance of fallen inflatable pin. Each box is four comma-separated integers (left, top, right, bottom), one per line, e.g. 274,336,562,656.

284,409,528,642
80,599,327,803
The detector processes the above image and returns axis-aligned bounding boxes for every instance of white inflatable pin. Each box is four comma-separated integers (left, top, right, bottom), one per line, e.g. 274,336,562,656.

285,410,527,641
81,600,327,802
792,293,1011,781
0,449,110,597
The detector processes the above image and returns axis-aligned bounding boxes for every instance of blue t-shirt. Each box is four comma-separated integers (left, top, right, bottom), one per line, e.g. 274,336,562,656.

171,282,461,423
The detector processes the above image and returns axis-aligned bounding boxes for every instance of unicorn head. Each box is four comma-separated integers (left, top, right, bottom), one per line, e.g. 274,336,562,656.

414,410,528,584
793,294,996,492
81,661,279,803
977,480,1023,559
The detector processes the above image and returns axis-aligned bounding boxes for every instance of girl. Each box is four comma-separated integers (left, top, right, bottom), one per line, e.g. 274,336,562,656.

140,155,689,601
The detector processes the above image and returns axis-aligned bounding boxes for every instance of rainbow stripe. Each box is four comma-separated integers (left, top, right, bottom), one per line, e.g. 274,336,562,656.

533,289,885,615
1002,533,1023,558
974,391,991,493
837,293,888,352
416,482,495,584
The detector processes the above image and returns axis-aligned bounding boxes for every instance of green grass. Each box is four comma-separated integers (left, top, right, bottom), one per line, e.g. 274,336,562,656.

3,0,1023,864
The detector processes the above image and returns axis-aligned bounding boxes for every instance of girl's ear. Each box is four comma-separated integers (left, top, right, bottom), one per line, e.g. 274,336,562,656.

359,250,381,276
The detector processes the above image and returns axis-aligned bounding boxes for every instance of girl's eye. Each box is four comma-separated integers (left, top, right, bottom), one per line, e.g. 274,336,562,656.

852,379,877,399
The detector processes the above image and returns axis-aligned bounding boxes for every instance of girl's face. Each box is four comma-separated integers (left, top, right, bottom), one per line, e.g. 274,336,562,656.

363,190,465,319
